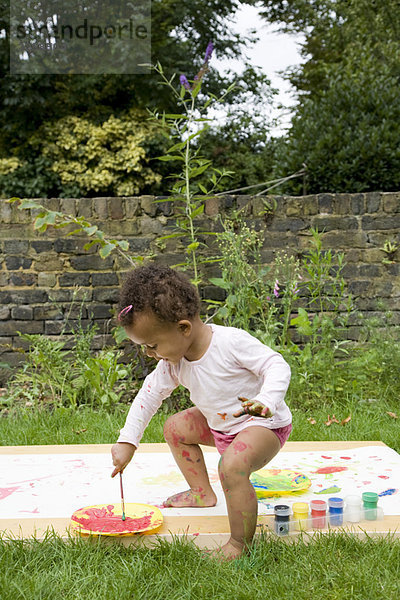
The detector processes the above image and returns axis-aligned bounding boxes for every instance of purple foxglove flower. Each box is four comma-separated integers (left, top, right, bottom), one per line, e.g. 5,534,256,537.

273,279,280,298
179,74,191,90
204,41,214,63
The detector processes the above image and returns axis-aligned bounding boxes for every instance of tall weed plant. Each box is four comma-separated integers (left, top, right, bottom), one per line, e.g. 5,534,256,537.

6,316,133,411
208,219,399,408
209,215,302,349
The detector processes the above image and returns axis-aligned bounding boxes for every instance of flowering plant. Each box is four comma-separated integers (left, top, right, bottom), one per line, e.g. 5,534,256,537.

148,43,235,285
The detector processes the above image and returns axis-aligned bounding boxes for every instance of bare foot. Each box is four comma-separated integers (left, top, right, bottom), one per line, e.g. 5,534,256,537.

203,539,246,561
163,488,217,508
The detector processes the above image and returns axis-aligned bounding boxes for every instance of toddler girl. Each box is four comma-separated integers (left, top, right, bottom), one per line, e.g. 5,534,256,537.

111,265,292,560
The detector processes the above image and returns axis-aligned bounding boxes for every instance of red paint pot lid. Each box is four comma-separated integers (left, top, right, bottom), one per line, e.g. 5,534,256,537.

310,500,327,511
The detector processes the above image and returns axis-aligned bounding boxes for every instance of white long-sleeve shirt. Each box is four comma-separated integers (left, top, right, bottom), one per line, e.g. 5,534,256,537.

118,324,292,448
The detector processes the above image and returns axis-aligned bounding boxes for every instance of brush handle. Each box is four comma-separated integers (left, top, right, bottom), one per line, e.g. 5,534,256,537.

119,472,126,520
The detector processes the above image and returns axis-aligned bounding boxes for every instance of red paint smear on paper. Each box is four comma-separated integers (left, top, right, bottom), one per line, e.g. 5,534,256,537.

20,507,39,514
321,455,332,459
72,505,156,533
9,474,58,485
378,475,390,480
315,466,348,474
0,486,20,500
340,456,352,460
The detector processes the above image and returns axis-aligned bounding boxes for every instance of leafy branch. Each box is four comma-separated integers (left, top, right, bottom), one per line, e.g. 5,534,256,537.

7,197,139,266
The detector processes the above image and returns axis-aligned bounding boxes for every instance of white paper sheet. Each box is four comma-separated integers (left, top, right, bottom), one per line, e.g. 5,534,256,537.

0,445,399,520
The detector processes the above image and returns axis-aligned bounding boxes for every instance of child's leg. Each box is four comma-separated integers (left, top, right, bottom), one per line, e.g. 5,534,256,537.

217,426,281,559
163,407,217,507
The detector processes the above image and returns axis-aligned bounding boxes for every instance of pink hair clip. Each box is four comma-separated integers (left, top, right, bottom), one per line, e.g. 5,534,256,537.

118,305,133,320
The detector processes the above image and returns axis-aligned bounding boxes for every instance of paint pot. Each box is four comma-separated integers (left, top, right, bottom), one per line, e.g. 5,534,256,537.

344,495,362,523
292,502,309,531
363,506,384,521
274,504,291,536
362,492,379,520
328,497,344,526
310,500,327,529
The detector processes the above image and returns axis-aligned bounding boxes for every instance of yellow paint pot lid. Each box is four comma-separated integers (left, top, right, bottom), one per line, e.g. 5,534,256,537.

292,502,309,515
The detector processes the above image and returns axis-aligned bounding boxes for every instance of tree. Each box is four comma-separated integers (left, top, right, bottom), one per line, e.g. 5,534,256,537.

259,0,400,193
0,0,278,197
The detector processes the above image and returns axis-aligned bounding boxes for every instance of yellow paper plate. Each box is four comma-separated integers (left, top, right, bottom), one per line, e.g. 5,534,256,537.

70,502,163,536
250,468,311,498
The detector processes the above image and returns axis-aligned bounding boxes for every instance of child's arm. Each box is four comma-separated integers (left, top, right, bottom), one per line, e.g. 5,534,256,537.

111,361,178,473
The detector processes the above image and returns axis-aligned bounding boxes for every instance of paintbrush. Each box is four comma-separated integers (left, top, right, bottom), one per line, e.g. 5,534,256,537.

119,471,126,521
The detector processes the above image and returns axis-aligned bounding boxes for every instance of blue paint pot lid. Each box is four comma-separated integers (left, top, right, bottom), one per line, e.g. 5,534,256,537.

328,497,344,508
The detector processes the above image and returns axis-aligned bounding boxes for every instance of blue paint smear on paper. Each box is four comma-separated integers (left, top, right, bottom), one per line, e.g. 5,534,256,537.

378,488,398,497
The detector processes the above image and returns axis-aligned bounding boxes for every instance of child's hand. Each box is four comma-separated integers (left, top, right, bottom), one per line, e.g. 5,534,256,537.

111,442,136,477
233,396,273,418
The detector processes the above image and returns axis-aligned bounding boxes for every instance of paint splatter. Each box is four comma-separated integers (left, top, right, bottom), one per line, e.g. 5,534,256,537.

340,456,352,460
321,456,333,460
251,470,310,493
142,471,183,485
314,466,348,475
315,485,342,495
378,475,390,480
0,486,19,500
378,488,398,497
217,413,227,420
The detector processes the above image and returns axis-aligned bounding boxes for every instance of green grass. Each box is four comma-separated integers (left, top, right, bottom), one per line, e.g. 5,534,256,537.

0,405,167,446
1,398,398,452
0,531,399,600
290,398,400,453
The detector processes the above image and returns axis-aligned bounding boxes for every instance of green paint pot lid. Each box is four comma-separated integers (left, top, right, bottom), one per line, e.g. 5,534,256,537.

362,492,378,504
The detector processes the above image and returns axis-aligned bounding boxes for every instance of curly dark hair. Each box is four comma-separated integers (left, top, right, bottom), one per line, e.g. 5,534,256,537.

117,265,201,326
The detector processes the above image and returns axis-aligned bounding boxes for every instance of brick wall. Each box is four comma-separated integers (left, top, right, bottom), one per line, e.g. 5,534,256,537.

0,192,399,370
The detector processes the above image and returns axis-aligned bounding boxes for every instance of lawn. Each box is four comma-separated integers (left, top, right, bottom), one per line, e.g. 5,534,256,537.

1,398,398,452
1,399,399,600
0,530,399,600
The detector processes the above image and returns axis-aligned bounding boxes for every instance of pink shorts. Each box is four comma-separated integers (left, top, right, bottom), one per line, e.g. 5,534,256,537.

210,423,293,455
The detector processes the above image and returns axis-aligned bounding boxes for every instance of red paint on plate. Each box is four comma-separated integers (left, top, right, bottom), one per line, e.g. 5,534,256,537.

73,505,156,533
